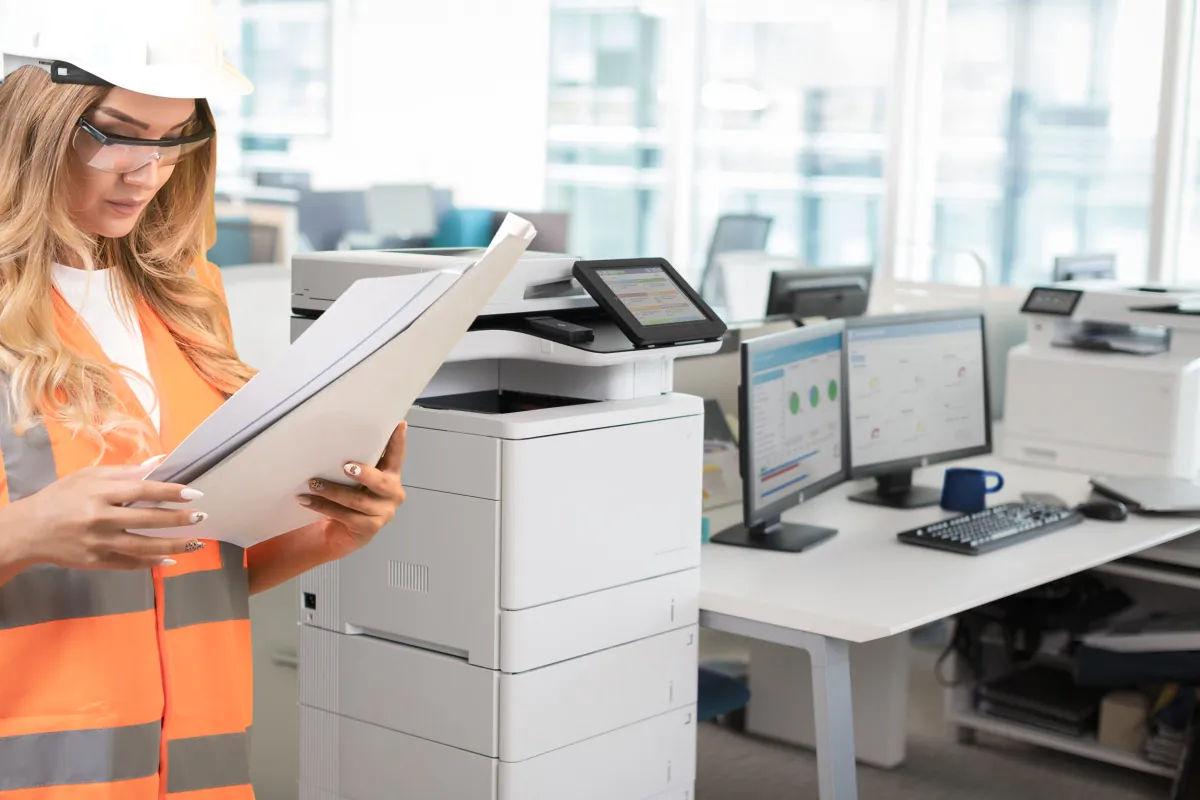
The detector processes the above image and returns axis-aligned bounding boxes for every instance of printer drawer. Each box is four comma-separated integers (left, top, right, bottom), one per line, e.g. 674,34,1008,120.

500,414,702,610
310,484,502,667
299,704,696,800
299,625,698,760
500,568,699,673
306,415,703,670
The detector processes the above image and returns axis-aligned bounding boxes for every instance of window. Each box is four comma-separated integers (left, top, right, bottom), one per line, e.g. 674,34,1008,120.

1177,1,1200,285
546,2,669,259
927,0,1167,286
210,0,332,182
239,0,332,137
694,0,897,275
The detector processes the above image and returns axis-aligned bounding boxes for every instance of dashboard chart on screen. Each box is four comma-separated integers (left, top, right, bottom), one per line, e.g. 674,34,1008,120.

847,316,987,468
748,331,844,513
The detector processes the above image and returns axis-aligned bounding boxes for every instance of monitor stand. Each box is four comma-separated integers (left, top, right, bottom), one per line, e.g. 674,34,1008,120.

848,470,941,509
711,516,837,553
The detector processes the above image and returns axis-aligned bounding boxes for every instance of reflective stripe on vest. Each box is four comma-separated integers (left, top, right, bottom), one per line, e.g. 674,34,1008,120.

0,375,155,631
164,542,250,630
0,397,55,502
167,730,252,793
0,721,161,791
0,261,254,798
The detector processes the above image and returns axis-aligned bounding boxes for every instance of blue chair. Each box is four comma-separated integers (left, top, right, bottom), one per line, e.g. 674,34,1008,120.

207,217,281,267
432,207,497,248
207,216,253,267
698,661,751,727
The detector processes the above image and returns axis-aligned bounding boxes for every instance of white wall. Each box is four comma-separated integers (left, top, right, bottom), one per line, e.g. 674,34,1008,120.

293,0,553,210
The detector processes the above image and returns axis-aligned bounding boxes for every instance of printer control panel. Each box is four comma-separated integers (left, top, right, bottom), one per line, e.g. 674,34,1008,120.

1022,286,1082,316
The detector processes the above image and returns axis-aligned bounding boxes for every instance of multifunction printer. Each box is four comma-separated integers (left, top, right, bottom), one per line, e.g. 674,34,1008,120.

1005,281,1200,479
290,248,725,800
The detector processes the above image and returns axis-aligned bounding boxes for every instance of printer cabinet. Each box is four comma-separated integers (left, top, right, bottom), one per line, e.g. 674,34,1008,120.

299,412,703,671
299,704,697,800
299,624,699,762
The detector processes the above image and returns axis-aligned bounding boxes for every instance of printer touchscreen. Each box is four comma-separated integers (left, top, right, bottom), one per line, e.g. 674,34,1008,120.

597,266,707,326
572,257,727,347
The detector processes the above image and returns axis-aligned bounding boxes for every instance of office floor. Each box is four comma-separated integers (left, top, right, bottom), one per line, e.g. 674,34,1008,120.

696,632,1168,800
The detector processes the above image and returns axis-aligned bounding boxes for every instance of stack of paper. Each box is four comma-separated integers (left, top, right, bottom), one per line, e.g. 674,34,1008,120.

138,214,536,547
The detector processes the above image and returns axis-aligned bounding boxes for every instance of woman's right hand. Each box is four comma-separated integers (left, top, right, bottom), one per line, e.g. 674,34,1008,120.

0,463,208,571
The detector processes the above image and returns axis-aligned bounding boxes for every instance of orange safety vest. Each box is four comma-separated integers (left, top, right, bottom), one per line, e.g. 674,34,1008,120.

0,261,254,799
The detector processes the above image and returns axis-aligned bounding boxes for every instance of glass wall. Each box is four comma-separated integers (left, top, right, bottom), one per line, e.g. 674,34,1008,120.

545,2,669,259
693,0,896,273
211,0,332,183
931,0,1166,286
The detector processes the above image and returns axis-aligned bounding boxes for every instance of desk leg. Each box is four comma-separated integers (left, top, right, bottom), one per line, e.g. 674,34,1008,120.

810,636,858,800
699,611,860,800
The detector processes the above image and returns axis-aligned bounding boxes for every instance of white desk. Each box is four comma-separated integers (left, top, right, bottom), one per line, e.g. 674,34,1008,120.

700,453,1200,800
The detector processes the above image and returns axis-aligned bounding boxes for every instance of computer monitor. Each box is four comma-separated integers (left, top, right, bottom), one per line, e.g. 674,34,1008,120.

699,213,773,306
711,320,846,552
844,309,992,509
765,266,874,323
1054,253,1116,282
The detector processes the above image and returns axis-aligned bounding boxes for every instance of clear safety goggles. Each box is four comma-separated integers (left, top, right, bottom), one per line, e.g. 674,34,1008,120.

72,117,214,174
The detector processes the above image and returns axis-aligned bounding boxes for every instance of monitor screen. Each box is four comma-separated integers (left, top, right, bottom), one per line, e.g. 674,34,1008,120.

846,315,988,470
597,266,708,326
746,328,844,515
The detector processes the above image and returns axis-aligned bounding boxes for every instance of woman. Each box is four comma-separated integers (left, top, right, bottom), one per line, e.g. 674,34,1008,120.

0,4,406,797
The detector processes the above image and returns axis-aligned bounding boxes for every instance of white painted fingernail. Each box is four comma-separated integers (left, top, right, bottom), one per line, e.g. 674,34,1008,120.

180,488,203,501
297,495,313,506
344,463,361,477
160,558,177,567
142,454,167,466
189,512,207,525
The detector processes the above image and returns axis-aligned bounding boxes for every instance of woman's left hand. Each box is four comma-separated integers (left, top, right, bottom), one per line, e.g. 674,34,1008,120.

299,421,408,558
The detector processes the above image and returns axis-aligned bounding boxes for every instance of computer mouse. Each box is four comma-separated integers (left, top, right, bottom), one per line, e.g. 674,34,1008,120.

1075,499,1128,522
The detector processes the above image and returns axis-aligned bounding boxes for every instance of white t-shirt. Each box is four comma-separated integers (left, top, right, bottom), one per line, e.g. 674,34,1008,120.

52,264,160,430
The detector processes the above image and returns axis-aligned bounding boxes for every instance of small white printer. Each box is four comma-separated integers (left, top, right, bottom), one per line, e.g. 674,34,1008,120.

1005,282,1200,479
291,248,723,800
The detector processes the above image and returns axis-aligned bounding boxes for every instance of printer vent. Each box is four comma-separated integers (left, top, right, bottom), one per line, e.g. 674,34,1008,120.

388,560,430,593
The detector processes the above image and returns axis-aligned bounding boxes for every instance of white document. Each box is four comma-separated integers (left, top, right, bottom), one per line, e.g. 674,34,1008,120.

138,214,536,548
150,270,455,485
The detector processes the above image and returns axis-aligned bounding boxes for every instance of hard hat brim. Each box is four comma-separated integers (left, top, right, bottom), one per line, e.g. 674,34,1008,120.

88,59,253,100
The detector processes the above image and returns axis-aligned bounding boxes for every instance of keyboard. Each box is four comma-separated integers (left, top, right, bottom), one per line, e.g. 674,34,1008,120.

896,502,1085,555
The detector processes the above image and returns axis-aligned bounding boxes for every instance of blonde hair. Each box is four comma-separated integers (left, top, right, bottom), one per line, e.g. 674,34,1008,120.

0,66,255,456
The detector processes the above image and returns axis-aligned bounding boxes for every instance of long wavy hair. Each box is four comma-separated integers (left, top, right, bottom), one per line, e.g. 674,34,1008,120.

0,66,255,456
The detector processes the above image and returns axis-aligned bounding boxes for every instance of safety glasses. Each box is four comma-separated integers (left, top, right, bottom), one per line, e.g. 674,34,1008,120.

72,116,215,174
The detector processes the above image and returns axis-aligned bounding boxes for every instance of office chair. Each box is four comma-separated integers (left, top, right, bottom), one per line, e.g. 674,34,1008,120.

433,208,497,248
208,218,280,267
296,190,369,252
699,213,773,304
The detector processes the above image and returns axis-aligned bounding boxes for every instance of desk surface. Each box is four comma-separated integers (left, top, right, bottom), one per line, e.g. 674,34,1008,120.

701,454,1200,643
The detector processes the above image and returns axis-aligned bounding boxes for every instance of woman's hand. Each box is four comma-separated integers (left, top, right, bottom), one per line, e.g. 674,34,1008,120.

0,463,206,572
298,421,408,559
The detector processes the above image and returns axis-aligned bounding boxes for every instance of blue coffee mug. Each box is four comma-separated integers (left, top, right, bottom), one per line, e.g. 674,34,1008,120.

941,467,1004,514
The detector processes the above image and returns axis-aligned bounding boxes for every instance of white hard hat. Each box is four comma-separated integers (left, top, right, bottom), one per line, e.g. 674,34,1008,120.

0,0,252,99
